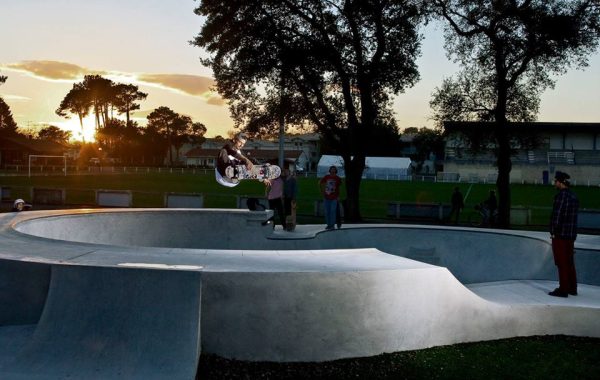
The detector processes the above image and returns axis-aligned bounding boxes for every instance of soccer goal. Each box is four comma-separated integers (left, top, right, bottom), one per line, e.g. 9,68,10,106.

28,155,67,177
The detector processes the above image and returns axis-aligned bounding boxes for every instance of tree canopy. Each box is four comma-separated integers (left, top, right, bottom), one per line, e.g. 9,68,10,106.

430,0,600,227
37,125,72,145
193,0,426,220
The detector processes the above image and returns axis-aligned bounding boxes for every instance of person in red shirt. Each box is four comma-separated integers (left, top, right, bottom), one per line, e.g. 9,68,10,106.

319,165,342,230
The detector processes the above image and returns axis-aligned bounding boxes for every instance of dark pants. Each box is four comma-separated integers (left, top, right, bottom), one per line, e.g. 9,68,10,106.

268,198,285,228
552,238,577,294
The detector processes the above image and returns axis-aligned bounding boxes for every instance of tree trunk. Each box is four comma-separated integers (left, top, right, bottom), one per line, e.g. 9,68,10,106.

343,155,365,222
495,126,512,228
494,79,512,229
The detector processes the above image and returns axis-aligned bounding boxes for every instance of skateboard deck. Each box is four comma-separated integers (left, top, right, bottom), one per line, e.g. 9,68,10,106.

225,164,281,181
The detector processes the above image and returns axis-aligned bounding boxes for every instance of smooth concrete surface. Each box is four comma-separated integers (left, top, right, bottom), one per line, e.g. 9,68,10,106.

1,208,600,377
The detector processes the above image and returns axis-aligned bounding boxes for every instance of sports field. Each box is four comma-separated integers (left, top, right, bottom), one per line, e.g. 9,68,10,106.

2,171,599,227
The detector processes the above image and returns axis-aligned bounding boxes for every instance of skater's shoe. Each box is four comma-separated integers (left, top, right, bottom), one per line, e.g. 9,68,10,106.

548,288,568,298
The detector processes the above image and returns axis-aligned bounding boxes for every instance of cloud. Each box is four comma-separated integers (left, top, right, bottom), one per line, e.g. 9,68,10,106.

137,73,220,98
2,60,225,106
3,60,106,81
0,94,31,101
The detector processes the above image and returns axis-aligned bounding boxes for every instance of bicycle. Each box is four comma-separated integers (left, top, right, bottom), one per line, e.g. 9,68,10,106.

469,203,499,227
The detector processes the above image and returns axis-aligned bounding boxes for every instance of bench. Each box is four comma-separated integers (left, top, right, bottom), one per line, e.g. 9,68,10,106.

96,190,132,207
32,188,66,205
164,193,204,208
387,202,450,221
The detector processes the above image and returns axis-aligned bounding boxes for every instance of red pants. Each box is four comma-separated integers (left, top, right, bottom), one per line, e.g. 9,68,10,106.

552,238,577,293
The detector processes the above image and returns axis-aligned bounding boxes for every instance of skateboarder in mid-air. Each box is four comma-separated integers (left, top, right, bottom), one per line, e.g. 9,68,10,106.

215,132,280,186
215,133,255,187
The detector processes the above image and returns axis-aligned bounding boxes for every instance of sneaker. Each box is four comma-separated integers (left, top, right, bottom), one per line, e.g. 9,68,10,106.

548,288,568,298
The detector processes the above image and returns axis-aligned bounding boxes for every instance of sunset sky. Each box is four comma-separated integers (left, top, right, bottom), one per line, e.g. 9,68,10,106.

1,0,599,141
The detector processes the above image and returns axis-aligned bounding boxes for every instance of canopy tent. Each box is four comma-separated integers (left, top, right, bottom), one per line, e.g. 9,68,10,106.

317,155,412,180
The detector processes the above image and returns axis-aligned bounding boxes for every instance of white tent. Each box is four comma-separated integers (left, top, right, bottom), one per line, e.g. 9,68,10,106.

317,155,412,180
316,155,346,177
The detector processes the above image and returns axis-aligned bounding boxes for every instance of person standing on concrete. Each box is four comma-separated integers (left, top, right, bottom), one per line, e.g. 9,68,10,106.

548,171,579,298
283,168,297,231
319,165,342,230
266,175,285,229
448,187,464,224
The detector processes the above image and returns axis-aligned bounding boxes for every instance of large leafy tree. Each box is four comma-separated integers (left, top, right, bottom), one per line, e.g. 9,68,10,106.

193,0,425,221
431,0,600,228
146,107,204,166
96,119,144,164
37,125,72,144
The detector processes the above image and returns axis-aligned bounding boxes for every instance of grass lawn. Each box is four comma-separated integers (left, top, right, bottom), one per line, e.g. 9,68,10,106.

2,171,599,227
196,336,600,380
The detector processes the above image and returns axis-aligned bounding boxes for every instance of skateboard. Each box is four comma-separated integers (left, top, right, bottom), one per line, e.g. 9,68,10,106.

285,200,297,231
225,164,281,181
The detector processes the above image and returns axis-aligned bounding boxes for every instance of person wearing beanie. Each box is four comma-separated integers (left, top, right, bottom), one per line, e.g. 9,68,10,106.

548,171,579,298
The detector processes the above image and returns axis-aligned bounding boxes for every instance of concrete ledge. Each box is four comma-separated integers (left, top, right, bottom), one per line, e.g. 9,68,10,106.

0,209,599,375
1,265,201,379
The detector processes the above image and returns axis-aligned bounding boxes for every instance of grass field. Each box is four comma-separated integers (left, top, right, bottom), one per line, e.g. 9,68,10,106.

196,336,600,379
2,171,599,227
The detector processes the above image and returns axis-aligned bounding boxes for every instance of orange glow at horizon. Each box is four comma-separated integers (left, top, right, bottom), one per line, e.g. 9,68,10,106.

54,115,97,143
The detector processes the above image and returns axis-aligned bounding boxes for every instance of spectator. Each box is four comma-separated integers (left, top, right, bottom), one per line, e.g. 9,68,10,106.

448,187,464,224
266,175,285,229
483,190,497,226
548,171,579,298
283,168,297,231
319,165,342,230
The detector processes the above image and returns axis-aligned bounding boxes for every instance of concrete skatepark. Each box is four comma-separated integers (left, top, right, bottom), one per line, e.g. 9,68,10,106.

1,208,599,379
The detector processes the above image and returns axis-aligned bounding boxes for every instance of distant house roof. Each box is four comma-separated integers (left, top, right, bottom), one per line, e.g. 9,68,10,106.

444,121,600,133
0,135,67,154
185,147,304,162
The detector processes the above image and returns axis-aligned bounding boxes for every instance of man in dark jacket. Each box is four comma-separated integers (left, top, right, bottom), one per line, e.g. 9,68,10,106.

548,171,579,298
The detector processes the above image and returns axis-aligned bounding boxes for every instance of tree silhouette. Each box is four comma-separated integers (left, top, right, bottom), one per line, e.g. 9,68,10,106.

0,97,19,135
193,0,424,221
431,0,600,228
56,83,92,142
38,125,72,144
113,83,148,127
147,106,196,166
0,74,18,135
82,75,115,129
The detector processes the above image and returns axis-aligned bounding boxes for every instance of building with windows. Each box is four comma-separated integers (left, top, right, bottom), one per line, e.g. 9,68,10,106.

0,135,68,169
442,122,600,185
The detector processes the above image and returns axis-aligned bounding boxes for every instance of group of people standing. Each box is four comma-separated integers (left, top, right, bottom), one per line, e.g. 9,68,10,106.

218,133,580,299
265,168,298,231
268,165,343,231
